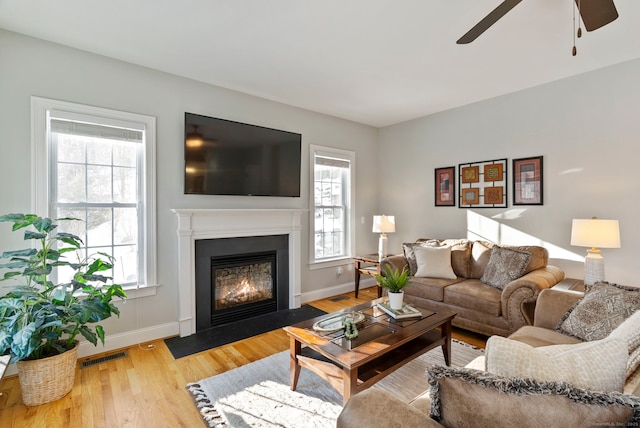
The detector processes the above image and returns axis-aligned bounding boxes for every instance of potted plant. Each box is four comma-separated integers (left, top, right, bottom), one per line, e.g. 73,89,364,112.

376,264,409,310
0,213,126,406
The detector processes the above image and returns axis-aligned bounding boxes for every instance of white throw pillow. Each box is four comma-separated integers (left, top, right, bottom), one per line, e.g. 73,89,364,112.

608,309,640,378
608,309,640,351
485,336,627,392
413,246,457,280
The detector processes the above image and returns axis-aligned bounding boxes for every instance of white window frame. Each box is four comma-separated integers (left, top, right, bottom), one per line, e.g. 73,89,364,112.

31,96,158,298
309,144,355,268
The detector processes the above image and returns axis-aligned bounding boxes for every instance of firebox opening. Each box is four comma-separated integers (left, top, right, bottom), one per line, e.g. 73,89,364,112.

211,252,277,326
194,234,289,332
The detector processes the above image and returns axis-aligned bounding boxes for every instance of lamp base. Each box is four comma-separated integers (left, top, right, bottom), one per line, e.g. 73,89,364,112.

584,248,605,286
378,233,388,261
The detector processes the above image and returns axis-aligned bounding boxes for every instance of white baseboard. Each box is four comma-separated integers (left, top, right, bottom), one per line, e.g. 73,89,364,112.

300,278,377,304
77,322,179,358
4,322,180,378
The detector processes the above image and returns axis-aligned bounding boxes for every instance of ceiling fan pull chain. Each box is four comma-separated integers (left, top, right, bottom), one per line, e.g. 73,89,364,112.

577,0,583,37
572,0,578,56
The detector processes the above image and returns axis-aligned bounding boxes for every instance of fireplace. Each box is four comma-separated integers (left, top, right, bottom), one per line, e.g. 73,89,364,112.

173,208,304,337
195,234,289,331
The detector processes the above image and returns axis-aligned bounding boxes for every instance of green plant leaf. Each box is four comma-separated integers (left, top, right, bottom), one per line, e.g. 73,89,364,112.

11,322,37,360
33,217,55,233
1,271,24,280
2,249,37,258
80,325,98,346
24,230,47,240
95,325,105,345
0,297,24,311
51,286,67,302
375,264,409,293
55,232,83,247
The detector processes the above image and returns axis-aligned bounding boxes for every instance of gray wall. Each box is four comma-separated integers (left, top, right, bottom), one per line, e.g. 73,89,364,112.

0,29,379,345
378,58,640,286
3,26,639,354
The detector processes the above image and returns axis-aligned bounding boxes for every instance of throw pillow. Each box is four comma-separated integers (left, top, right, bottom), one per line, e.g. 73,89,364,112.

609,310,640,378
413,246,457,280
557,282,640,341
485,335,627,392
427,365,640,428
402,240,441,275
628,347,640,379
480,245,531,289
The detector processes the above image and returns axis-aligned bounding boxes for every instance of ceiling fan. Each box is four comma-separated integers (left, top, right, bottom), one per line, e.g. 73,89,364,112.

457,0,619,44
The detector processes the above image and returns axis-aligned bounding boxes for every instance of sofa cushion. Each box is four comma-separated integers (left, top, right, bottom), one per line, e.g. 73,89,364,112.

404,277,464,302
413,246,457,279
427,365,640,428
485,335,627,392
443,279,501,317
468,240,493,279
557,282,640,341
507,325,582,348
480,245,531,289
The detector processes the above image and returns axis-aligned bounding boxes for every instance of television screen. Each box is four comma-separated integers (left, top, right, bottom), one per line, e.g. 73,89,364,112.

184,113,301,197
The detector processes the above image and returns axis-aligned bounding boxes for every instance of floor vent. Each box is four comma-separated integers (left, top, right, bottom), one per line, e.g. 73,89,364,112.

80,351,128,368
330,296,349,302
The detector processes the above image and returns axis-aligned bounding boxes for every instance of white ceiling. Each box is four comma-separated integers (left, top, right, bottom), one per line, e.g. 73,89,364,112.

1,0,639,127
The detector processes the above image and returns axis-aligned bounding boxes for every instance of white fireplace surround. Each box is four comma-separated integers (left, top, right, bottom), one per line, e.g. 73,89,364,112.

173,208,305,337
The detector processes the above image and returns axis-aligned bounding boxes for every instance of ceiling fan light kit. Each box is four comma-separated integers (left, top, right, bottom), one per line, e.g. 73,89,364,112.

457,0,619,55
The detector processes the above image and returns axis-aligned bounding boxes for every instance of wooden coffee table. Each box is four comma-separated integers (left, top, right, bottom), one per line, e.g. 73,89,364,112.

283,298,456,405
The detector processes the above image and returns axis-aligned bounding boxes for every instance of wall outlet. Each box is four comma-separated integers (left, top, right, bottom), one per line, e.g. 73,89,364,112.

336,266,343,277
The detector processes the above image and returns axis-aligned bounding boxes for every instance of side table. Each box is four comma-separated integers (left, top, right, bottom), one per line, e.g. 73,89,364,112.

353,254,383,298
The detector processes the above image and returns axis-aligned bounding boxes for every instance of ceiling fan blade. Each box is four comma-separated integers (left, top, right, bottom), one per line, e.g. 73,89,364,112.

457,0,523,44
576,0,618,31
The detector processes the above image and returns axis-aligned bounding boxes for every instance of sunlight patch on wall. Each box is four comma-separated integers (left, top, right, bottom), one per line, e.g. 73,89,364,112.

466,210,583,262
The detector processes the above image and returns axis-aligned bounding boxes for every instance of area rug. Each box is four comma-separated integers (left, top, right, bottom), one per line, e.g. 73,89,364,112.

187,339,483,427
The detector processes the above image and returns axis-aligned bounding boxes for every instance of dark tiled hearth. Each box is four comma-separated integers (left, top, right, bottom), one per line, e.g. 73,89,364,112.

164,305,326,359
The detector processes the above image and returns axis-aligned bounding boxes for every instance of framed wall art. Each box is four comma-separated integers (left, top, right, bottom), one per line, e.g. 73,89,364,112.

513,156,543,205
435,166,456,206
458,158,507,208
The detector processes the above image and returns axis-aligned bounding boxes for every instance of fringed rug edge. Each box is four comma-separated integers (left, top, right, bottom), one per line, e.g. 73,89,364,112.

186,382,227,427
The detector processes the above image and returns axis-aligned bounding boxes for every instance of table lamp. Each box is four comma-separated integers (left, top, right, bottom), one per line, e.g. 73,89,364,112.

570,217,620,286
373,215,395,260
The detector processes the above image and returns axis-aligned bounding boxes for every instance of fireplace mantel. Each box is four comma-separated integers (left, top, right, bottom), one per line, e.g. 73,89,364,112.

173,208,306,337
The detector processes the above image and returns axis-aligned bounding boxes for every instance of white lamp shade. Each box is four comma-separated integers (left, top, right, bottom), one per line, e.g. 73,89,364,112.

372,215,395,234
571,219,621,249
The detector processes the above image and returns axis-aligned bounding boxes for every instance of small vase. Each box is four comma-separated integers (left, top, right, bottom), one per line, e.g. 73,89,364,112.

388,291,404,310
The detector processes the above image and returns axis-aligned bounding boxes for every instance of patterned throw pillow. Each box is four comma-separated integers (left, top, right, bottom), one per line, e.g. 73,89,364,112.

557,282,640,342
480,245,531,290
485,335,627,392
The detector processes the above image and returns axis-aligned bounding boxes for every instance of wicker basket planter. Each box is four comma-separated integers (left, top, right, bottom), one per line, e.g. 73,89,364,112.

16,341,79,406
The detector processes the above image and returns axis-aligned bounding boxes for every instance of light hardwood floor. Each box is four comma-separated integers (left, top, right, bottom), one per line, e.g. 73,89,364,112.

0,287,486,427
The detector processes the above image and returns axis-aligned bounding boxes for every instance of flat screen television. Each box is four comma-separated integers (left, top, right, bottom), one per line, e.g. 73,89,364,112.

184,112,302,197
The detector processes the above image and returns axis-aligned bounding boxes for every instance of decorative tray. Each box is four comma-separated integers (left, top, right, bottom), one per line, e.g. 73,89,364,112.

312,311,365,333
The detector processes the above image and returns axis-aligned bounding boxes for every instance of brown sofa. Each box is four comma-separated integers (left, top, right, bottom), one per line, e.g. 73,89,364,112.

337,288,640,428
381,239,565,337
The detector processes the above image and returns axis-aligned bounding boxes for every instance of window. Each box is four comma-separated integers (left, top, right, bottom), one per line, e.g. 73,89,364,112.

310,145,355,264
31,97,157,297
